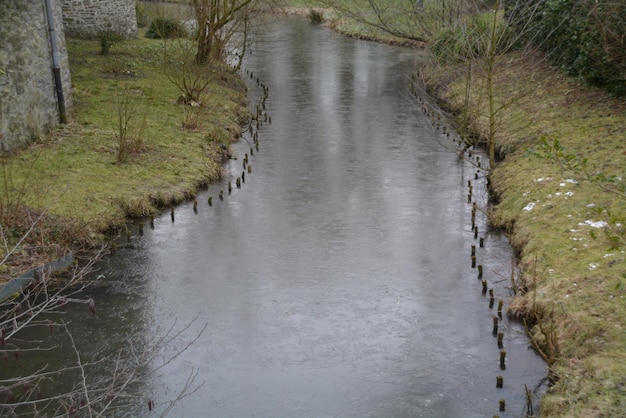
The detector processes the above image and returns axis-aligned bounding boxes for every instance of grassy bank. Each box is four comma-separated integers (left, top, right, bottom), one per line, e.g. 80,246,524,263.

425,52,625,416
0,34,249,278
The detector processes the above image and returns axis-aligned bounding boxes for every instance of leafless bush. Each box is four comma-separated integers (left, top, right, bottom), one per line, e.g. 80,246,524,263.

113,84,147,163
0,223,206,415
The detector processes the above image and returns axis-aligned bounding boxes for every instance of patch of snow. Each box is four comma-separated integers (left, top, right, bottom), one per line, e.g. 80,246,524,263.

589,263,599,270
523,202,536,211
579,220,608,228
586,203,596,208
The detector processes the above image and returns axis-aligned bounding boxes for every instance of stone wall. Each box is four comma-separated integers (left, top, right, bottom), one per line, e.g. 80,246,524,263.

0,0,72,154
61,0,137,39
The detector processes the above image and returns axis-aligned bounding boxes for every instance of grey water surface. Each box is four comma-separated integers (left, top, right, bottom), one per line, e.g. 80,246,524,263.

48,18,547,417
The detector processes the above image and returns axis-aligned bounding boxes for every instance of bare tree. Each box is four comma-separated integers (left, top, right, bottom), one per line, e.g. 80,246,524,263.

317,0,476,43
425,0,547,167
191,0,257,65
321,0,550,168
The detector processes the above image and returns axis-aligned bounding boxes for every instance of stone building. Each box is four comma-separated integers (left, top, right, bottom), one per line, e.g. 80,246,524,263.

0,0,136,153
0,0,72,153
61,0,137,39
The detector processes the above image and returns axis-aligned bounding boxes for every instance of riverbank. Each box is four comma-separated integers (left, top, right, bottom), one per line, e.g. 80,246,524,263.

422,51,625,416
0,34,249,281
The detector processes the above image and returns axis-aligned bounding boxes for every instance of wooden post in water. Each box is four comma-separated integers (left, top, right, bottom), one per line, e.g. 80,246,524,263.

497,332,504,348
492,316,499,336
471,207,476,229
208,196,213,206
478,264,483,279
171,207,175,222
500,350,506,369
496,376,503,388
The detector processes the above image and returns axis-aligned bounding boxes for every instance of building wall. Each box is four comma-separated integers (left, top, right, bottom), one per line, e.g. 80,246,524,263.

61,0,137,39
0,0,72,154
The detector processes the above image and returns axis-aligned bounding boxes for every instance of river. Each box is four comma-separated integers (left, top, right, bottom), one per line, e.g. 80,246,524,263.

18,17,546,417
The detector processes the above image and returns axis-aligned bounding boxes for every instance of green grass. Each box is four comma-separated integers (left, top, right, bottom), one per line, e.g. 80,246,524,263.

283,0,427,46
0,34,248,250
427,51,626,417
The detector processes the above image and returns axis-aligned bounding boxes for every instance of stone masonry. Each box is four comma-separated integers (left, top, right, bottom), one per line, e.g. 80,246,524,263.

0,0,136,153
61,0,137,39
0,0,72,153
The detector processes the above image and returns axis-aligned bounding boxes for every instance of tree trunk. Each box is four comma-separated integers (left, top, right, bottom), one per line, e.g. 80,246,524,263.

195,27,213,65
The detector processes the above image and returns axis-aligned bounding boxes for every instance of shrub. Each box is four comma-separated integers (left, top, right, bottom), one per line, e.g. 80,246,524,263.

136,4,149,28
505,0,626,96
145,17,186,39
99,30,123,55
430,11,512,63
308,9,324,24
